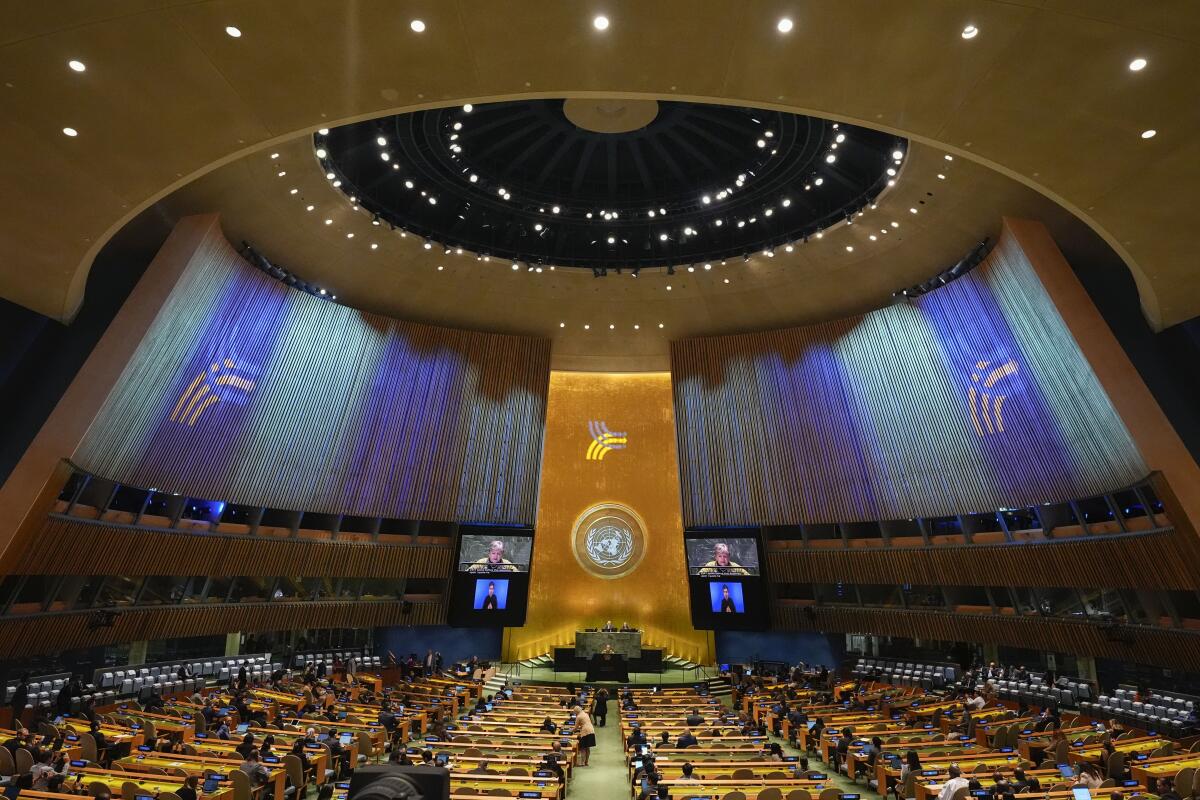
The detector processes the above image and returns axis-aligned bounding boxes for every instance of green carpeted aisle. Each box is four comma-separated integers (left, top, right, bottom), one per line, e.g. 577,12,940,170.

564,693,863,799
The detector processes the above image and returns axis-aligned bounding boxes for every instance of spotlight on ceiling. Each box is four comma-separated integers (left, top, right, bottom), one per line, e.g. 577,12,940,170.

68,60,86,72
592,15,609,31
777,17,794,33
409,19,426,33
1141,129,1157,139
224,25,242,38
1129,57,1147,72
961,24,978,39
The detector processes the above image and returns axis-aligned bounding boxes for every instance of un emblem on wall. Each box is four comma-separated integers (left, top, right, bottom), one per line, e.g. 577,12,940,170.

571,503,648,579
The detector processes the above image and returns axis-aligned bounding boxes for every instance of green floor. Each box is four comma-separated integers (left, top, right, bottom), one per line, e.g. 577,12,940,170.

564,695,864,800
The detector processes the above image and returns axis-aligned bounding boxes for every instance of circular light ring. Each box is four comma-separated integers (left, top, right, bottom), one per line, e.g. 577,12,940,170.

316,100,903,270
409,19,426,32
592,15,609,31
777,18,794,33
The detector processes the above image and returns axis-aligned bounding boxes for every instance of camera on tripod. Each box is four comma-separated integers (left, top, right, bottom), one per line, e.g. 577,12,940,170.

349,765,449,800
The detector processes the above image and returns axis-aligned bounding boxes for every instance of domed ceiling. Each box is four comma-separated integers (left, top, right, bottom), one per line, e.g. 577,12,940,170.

319,99,903,271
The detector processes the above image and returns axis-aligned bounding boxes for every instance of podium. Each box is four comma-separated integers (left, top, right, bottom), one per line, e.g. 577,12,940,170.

586,653,629,682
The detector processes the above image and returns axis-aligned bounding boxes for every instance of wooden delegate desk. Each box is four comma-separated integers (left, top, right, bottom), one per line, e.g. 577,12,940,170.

1130,753,1200,786
114,751,287,800
67,767,235,800
575,630,641,658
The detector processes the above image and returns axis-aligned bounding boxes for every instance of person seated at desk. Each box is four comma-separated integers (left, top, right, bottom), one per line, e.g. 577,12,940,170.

675,728,698,749
627,728,647,747
239,750,271,789
468,540,518,572
541,716,558,733
1011,767,1041,794
602,620,616,632
620,621,634,631
697,542,749,575
679,762,699,782
938,764,970,800
235,732,257,759
175,775,200,800
685,708,705,727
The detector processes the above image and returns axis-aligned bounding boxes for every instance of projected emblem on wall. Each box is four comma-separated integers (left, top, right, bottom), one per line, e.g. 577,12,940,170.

169,358,256,426
585,420,627,461
571,503,647,579
968,359,1019,436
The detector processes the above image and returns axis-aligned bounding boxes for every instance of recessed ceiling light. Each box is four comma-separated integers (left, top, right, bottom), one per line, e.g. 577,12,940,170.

318,128,329,135
825,154,836,163
658,323,664,329
326,172,335,180
224,25,242,38
276,170,286,177
1129,57,1147,72
777,17,794,33
462,104,473,112
584,324,591,330
961,24,978,39
534,223,543,231
723,278,730,284
845,245,854,252
68,60,86,72
886,168,897,176
704,263,712,270
409,19,426,33
785,245,794,252
324,219,332,225
634,324,640,330
937,173,946,180
659,233,668,241
559,322,565,328
306,205,314,211
1141,129,1157,139
892,149,904,160
891,221,899,228
332,180,341,187
552,206,560,214
437,265,444,271
869,235,877,241
371,243,378,250
593,15,609,31
687,266,695,272
315,148,327,159
346,233,354,239
814,177,824,185
289,188,298,194
380,152,390,162
62,127,78,137
909,207,918,214
609,324,615,329
666,285,672,291
757,139,767,148
944,154,954,161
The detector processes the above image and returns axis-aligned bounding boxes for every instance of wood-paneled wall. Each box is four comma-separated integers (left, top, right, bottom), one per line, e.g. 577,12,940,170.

773,605,1200,671
671,226,1145,526
0,600,446,659
9,517,454,578
767,529,1200,589
73,226,549,524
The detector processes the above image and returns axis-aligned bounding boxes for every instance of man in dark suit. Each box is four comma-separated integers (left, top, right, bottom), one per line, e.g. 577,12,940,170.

675,728,698,749
8,675,28,725
602,620,616,632
685,708,704,727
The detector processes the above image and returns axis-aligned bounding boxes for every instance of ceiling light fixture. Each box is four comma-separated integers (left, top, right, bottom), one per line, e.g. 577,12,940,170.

68,60,86,72
1129,57,1147,72
462,104,473,112
62,127,78,137
225,25,242,37
961,24,978,39
593,15,609,31
318,128,329,135
410,19,426,32
1141,128,1157,139
777,17,794,33
315,148,327,158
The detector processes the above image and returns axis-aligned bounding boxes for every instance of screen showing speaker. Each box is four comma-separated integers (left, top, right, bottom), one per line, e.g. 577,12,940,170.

448,526,532,627
685,529,767,630
685,535,761,576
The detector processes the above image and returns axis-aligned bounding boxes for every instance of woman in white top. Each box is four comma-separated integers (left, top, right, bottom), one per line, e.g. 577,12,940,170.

574,704,596,766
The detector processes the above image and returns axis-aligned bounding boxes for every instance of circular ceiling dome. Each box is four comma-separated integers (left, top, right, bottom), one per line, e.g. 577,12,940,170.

318,99,904,271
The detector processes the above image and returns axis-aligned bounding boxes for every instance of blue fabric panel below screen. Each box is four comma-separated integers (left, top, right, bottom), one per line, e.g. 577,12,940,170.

375,625,503,664
714,630,843,669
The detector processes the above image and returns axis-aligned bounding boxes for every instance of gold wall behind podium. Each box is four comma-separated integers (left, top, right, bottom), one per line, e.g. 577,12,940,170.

503,371,712,664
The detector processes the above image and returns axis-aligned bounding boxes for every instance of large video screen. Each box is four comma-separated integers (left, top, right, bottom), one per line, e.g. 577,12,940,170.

685,536,761,576
448,527,533,627
457,534,533,573
686,529,767,630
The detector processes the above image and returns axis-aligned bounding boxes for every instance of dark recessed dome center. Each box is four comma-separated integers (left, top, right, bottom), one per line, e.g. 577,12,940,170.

317,99,905,270
562,98,660,133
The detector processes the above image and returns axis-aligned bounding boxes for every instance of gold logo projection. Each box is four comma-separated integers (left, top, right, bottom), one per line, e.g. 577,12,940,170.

571,503,647,579
969,359,1018,436
585,420,627,461
170,358,256,426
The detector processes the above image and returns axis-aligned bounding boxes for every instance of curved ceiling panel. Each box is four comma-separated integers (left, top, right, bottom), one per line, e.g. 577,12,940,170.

0,1,1195,333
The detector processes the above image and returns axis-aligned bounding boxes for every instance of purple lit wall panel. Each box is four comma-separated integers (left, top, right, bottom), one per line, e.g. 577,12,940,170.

74,228,549,524
671,227,1146,526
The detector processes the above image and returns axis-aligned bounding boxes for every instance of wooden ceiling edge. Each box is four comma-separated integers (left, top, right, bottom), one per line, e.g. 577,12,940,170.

57,91,1153,331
